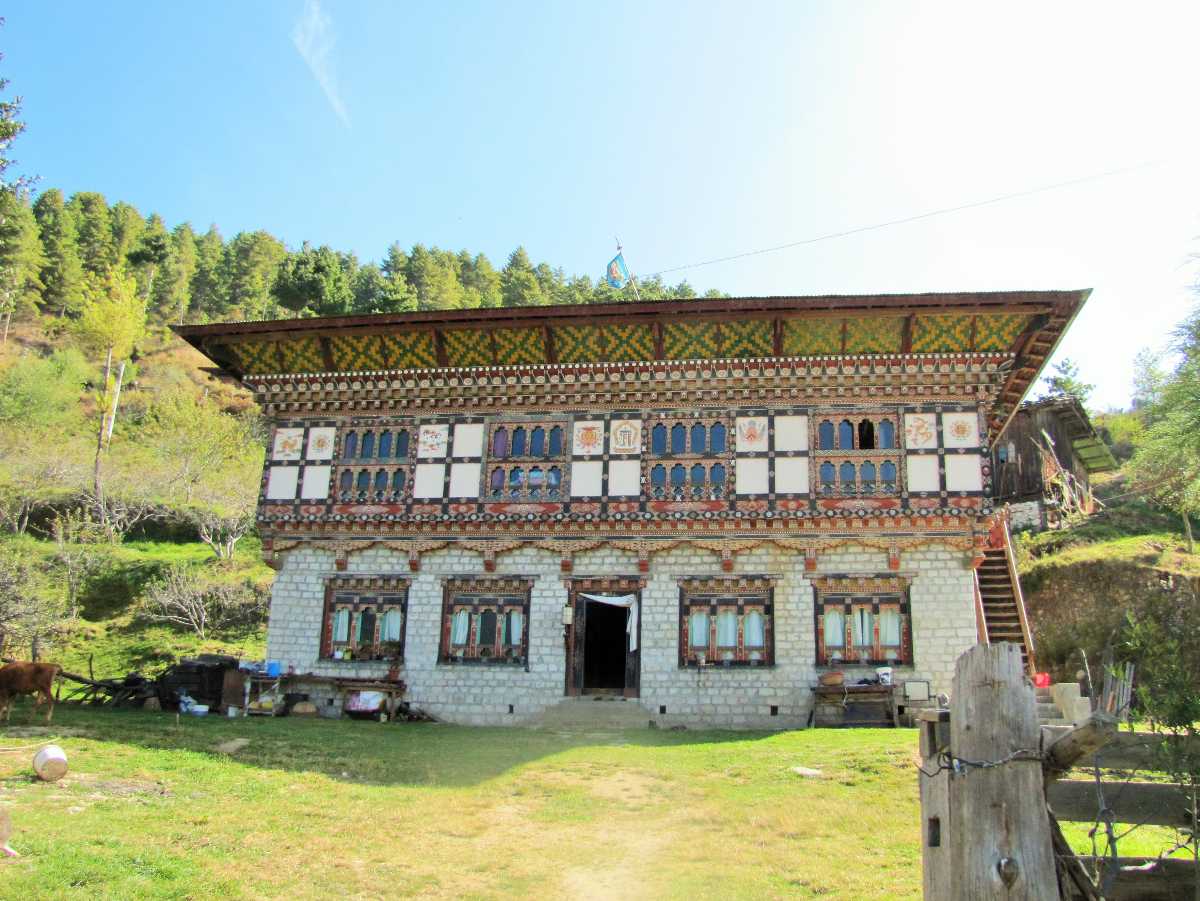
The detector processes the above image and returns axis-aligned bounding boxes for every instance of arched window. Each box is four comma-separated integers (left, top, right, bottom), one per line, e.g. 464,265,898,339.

528,467,544,496
333,608,351,643
391,470,405,493
818,421,834,450
489,468,504,496
710,422,727,454
858,420,875,450
342,432,358,459
357,608,376,645
670,423,686,455
878,420,895,449
710,463,726,486
691,463,706,486
450,609,470,646
651,423,667,455
823,609,845,653
373,470,388,495
860,461,876,493
492,427,509,459
881,461,897,488
820,462,835,493
744,611,765,649
378,431,393,458
838,420,854,450
356,470,370,493
477,610,497,652
651,464,666,489
511,427,527,457
548,426,563,456
339,470,353,494
689,611,709,649
508,468,525,495
382,609,403,643
690,423,706,454
360,432,375,458
670,464,686,488
395,430,410,458
717,610,738,647
547,467,562,496
530,427,545,458
840,461,857,492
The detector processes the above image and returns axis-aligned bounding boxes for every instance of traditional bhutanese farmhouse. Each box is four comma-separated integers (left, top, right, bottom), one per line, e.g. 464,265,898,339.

174,290,1087,728
991,396,1117,531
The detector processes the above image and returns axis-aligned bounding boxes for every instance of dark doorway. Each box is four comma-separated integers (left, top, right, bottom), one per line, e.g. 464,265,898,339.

583,602,627,694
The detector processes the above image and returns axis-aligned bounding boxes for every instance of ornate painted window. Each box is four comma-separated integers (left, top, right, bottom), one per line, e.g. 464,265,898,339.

321,576,409,662
439,577,532,665
644,413,732,500
486,419,568,500
811,411,901,497
333,422,414,502
677,577,774,667
812,575,911,666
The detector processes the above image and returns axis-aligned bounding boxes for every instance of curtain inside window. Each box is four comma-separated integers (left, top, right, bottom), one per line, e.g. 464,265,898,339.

880,608,901,647
579,593,639,651
689,611,709,648
823,609,845,649
744,611,765,648
505,610,523,645
333,608,350,643
450,609,470,645
716,610,738,647
852,608,873,648
382,609,402,642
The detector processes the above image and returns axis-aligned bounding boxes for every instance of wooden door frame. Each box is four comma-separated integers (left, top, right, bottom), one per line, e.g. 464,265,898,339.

564,577,645,698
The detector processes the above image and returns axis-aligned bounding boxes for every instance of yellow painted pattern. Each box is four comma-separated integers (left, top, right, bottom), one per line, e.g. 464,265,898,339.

844,317,903,354
663,321,719,359
782,318,842,355
974,313,1030,352
911,314,972,353
443,329,493,367
493,328,544,365
599,323,655,361
382,331,439,369
720,319,773,357
278,336,325,373
224,340,280,375
552,325,599,363
328,334,386,371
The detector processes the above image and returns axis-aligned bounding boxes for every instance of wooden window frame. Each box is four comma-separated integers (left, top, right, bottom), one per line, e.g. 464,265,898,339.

812,575,913,667
811,411,902,499
439,577,532,666
677,577,775,668
320,576,410,662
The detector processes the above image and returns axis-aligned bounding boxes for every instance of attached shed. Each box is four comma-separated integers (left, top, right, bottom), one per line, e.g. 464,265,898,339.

992,396,1117,531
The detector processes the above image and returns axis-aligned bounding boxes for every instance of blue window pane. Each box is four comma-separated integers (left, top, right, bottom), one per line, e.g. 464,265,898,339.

395,430,409,458
861,462,876,482
710,463,726,485
343,432,358,459
670,464,686,487
671,424,686,455
878,420,895,449
547,467,561,490
511,427,527,457
492,428,508,459
651,424,667,455
530,428,545,457
710,423,726,454
339,470,352,492
820,461,835,491
490,468,504,493
378,432,393,458
509,468,525,488
691,463,706,485
360,432,375,458
529,467,545,487
838,421,854,450
356,470,370,491
818,421,834,450
392,470,405,491
651,464,666,487
373,471,388,492
840,461,856,487
881,461,897,483
548,427,563,456
690,424,706,454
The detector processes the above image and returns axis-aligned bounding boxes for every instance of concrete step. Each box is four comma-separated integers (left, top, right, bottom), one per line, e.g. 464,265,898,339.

536,696,652,730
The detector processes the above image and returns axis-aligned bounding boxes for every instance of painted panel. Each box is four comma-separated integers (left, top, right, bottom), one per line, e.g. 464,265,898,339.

306,427,336,460
452,423,485,458
571,460,603,497
720,320,772,357
609,419,642,454
774,457,809,494
266,465,299,499
945,454,983,492
941,412,980,448
493,328,544,365
277,337,324,373
448,462,482,498
906,455,940,493
413,463,446,499
735,458,769,495
844,317,903,353
272,428,304,461
608,460,641,496
300,465,331,499
781,318,841,355
663,321,719,359
572,421,605,456
904,413,938,450
974,313,1030,352
417,423,450,458
735,416,769,453
774,415,808,452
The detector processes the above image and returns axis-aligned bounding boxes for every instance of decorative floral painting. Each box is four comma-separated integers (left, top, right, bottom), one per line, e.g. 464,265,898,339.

736,417,769,452
573,421,604,456
417,424,450,458
272,428,304,461
610,419,641,454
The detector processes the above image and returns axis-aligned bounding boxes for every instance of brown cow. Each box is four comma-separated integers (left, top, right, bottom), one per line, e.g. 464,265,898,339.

0,663,61,723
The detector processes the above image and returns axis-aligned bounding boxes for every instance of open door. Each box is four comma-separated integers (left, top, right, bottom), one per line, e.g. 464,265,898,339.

565,579,642,698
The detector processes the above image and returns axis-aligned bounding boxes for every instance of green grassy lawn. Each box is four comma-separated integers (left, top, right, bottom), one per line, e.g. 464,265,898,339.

0,708,925,900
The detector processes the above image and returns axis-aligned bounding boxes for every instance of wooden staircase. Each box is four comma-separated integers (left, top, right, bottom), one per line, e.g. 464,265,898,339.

974,512,1037,674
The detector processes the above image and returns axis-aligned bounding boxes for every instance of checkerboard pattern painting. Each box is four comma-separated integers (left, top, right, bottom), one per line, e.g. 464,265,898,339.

911,314,972,353
224,340,281,375
329,334,386,372
278,337,326,373
442,329,493,367
552,325,598,363
663,321,719,360
973,314,1030,352
844,317,903,354
781,318,842,355
492,328,544,365
720,319,773,358
382,331,439,369
600,323,655,361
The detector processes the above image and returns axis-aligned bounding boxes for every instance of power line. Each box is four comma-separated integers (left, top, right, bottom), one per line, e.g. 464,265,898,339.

642,159,1165,280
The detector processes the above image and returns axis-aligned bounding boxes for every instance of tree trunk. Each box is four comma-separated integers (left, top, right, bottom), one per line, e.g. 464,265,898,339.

105,361,126,444
1185,512,1195,555
1,309,10,345
93,345,113,533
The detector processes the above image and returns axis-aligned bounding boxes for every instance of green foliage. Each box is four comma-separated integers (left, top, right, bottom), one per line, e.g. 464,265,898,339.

67,191,116,276
73,267,146,361
0,189,45,329
31,188,84,315
272,243,354,315
1093,410,1143,463
1040,357,1094,405
0,346,90,424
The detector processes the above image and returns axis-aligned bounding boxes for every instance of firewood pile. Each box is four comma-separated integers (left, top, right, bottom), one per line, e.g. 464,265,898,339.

57,670,157,708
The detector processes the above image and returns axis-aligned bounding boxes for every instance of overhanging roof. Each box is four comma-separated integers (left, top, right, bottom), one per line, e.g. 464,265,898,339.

174,289,1090,428
1017,395,1118,472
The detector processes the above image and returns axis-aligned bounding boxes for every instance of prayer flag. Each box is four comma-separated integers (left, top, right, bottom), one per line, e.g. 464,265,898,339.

605,252,630,288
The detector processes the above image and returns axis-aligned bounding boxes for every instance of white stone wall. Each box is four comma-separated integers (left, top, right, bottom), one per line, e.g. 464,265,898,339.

1008,499,1044,532
266,539,978,728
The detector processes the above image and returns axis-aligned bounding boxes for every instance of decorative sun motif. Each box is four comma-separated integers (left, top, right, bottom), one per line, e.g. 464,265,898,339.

575,425,603,454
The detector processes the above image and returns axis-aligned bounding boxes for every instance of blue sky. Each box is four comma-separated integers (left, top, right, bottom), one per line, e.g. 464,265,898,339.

7,2,1199,408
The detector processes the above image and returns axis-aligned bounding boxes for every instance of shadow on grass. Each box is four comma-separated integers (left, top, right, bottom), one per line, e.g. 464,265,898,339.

0,702,781,789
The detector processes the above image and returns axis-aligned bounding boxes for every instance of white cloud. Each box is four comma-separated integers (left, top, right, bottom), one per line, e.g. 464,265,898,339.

291,0,350,128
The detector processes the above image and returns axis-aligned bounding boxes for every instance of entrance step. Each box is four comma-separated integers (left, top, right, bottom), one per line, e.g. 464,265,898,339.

535,697,652,730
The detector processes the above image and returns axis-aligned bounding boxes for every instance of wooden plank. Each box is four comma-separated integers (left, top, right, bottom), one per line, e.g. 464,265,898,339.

1040,727,1186,772
1076,857,1196,901
1042,713,1117,783
1047,779,1191,827
948,643,1057,900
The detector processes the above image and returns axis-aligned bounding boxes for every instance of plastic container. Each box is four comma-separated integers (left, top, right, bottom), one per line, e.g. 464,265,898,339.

227,706,240,718
875,667,893,686
266,660,281,678
189,704,210,717
33,744,68,782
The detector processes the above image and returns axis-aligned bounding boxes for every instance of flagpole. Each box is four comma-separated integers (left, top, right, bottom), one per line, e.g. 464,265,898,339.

615,237,641,301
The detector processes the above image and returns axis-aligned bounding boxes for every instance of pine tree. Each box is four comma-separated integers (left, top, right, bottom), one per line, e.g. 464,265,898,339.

272,243,354,316
406,244,463,311
68,191,115,276
31,189,84,316
223,231,285,320
501,246,544,308
126,213,169,303
0,190,44,341
189,225,226,321
110,201,145,270
152,223,197,324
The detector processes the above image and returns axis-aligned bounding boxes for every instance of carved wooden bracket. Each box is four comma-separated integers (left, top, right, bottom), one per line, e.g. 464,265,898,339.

888,545,902,571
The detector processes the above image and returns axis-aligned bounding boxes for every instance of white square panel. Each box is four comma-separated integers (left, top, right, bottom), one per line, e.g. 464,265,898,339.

272,428,304,461
448,462,482,497
735,416,769,453
945,454,983,492
571,460,603,496
265,465,299,499
305,427,336,461
906,455,940,493
735,457,770,495
774,457,809,494
941,412,980,448
904,413,938,450
417,423,450,458
609,419,642,454
572,421,605,456
412,463,446,499
300,465,331,499
608,460,641,496
452,423,484,458
774,415,808,452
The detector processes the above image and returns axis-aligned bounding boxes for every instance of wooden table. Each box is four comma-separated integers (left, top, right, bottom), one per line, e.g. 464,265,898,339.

813,683,897,727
